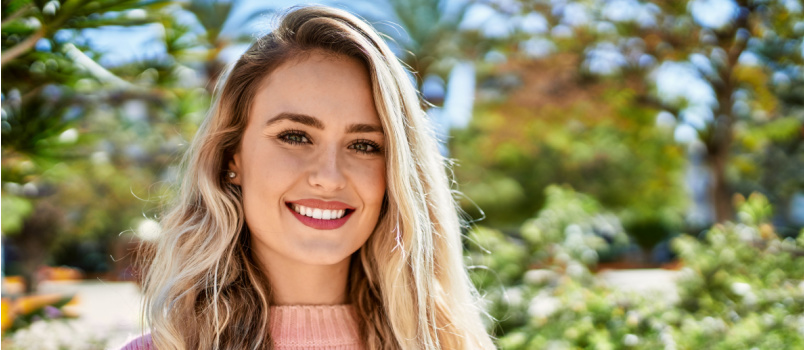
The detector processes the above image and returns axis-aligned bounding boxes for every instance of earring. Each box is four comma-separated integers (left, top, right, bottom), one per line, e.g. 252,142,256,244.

228,171,237,179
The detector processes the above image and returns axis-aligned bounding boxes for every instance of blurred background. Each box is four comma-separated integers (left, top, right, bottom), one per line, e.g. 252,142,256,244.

2,0,803,348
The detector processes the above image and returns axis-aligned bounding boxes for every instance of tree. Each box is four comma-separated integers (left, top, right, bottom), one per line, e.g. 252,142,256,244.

1,0,261,290
507,0,804,225
451,52,688,252
2,0,175,291
348,0,491,109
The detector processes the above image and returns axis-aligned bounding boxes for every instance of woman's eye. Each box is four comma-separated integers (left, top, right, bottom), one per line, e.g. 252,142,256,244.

278,131,310,145
349,140,381,155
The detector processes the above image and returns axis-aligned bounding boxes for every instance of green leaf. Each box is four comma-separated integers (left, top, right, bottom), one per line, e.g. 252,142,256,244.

1,194,33,234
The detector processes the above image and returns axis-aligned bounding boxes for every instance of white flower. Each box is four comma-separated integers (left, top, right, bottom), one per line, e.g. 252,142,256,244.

624,334,639,346
731,282,751,296
91,152,109,165
505,287,524,306
566,262,586,278
581,249,598,265
702,316,727,333
58,128,78,143
626,311,640,327
555,252,571,264
42,1,59,16
24,17,42,29
7,319,107,349
528,293,560,319
743,292,757,306
523,269,558,285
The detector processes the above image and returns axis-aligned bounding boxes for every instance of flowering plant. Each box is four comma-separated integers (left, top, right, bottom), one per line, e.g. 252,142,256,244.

1,293,77,335
470,187,804,349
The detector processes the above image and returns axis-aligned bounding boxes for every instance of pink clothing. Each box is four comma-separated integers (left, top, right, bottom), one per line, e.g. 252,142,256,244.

270,305,363,349
119,305,363,350
119,333,153,350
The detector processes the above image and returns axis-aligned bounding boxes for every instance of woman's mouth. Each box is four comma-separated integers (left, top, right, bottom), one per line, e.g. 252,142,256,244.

285,202,354,230
290,203,349,220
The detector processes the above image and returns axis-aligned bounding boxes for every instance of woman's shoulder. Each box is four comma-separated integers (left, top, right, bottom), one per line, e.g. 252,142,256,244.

118,333,154,350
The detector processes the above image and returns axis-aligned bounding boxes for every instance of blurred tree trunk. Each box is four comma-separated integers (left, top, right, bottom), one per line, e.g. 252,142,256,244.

708,144,734,223
10,201,63,293
703,0,751,223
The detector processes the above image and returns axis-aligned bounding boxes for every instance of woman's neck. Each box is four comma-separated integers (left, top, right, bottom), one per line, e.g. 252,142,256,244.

254,248,351,305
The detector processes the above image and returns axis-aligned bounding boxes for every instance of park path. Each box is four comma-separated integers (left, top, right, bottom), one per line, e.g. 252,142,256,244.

37,280,144,349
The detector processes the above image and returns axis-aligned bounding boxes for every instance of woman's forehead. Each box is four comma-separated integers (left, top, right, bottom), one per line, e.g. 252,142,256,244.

252,52,381,128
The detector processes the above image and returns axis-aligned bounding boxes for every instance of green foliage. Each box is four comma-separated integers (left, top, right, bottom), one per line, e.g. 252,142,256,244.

668,194,804,348
0,0,217,282
468,226,528,290
468,185,632,333
454,88,687,246
0,195,32,234
484,0,804,226
519,185,631,265
472,191,804,349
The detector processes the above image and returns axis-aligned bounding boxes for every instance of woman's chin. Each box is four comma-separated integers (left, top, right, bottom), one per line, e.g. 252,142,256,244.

285,242,358,266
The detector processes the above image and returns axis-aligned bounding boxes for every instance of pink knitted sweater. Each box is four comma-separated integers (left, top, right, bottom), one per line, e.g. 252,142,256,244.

119,305,363,350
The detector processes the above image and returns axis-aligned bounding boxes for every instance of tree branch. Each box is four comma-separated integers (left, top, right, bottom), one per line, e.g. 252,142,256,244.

1,28,45,66
1,4,35,27
634,94,681,116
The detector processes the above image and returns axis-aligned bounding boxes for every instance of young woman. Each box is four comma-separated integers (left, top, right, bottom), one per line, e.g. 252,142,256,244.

124,6,495,350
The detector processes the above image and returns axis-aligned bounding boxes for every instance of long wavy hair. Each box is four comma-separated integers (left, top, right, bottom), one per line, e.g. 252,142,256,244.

140,6,494,349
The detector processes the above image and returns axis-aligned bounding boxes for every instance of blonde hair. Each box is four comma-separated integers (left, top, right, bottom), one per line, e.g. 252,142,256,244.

141,6,494,349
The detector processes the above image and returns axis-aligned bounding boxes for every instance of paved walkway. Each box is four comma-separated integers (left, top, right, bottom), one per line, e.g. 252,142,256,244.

35,280,144,349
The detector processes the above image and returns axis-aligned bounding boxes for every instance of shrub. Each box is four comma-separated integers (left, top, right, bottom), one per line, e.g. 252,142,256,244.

469,188,804,349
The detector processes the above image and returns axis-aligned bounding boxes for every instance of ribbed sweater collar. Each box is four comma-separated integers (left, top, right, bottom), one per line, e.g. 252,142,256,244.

269,304,363,350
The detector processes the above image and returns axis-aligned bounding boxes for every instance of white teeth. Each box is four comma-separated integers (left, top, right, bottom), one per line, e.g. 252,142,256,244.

292,204,347,220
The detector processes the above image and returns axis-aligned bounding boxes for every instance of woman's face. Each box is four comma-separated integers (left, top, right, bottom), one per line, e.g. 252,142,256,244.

230,52,386,266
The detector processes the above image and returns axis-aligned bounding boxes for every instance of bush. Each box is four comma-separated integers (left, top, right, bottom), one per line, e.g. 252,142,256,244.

469,188,804,349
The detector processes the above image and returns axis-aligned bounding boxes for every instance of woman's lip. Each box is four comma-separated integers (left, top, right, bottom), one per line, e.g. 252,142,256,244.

287,204,353,230
286,198,355,210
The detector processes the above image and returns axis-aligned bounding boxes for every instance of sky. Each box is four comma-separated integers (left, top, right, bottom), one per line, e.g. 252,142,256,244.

79,1,396,66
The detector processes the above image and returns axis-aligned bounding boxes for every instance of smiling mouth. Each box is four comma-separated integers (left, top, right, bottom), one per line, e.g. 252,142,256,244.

285,202,355,230
287,203,352,220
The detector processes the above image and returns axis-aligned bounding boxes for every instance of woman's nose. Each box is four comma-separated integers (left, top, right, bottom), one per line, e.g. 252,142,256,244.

307,146,347,192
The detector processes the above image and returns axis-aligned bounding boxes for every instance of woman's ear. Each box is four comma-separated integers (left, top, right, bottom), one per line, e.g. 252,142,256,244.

228,153,242,186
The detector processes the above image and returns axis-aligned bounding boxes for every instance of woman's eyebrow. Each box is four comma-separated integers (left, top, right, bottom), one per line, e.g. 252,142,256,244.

265,112,383,134
265,112,324,129
346,123,383,134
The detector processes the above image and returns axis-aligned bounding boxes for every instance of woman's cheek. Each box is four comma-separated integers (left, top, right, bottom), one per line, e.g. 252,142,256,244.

258,147,307,175
359,158,386,203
